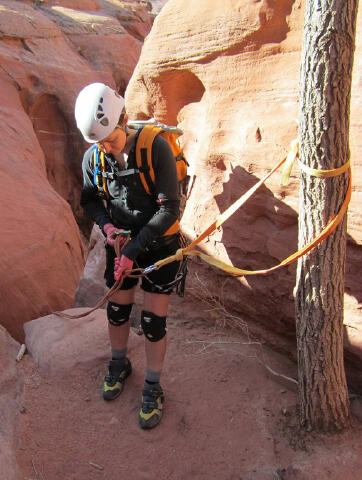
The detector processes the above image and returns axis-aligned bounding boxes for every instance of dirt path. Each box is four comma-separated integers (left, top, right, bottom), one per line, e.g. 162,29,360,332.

17,307,361,480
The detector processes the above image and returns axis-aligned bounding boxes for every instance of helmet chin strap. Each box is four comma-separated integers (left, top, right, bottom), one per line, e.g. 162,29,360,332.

120,129,136,156
116,123,130,138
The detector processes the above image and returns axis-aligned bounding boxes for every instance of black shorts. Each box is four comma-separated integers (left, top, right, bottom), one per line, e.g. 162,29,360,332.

104,234,181,295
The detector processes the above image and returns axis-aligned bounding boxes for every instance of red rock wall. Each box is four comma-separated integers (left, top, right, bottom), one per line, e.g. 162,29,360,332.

0,0,153,341
125,0,361,368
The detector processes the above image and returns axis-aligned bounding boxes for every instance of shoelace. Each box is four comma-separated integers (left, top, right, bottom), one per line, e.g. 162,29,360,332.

105,361,126,384
105,369,120,384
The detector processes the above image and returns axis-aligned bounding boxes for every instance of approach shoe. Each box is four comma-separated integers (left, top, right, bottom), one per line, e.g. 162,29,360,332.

102,357,132,401
139,384,164,429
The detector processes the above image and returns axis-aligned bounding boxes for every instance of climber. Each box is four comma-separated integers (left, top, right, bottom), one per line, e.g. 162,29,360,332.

75,82,182,429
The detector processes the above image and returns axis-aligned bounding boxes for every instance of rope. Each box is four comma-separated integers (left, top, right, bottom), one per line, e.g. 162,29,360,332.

55,234,132,319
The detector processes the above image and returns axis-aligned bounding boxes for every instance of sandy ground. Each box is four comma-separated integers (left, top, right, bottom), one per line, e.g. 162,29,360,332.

17,295,361,480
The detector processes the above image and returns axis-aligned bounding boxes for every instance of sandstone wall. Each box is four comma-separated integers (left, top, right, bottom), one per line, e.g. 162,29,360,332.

0,0,153,340
125,0,361,375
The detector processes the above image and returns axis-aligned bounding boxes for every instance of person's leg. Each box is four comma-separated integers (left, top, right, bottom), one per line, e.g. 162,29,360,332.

143,291,169,371
102,287,136,401
136,238,181,428
108,287,136,353
104,244,137,356
139,292,170,429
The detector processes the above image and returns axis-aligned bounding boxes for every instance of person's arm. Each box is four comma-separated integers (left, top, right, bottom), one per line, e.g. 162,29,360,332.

122,135,180,261
80,149,113,231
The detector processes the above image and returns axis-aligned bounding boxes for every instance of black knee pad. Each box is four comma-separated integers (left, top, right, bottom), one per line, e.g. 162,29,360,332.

107,302,133,326
141,310,167,342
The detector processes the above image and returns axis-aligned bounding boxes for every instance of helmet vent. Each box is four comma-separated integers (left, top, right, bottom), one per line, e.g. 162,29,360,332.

96,103,106,122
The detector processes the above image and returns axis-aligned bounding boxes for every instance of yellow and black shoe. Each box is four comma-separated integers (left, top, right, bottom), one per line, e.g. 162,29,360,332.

139,384,164,429
102,358,132,401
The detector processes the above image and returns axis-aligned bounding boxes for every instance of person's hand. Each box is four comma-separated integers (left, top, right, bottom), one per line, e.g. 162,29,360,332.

114,255,133,281
103,223,118,247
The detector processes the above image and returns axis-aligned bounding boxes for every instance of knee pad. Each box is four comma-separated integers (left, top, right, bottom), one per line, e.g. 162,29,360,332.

107,302,133,326
141,310,167,342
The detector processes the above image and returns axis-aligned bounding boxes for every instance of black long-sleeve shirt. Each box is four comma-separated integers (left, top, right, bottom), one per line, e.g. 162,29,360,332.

80,134,180,261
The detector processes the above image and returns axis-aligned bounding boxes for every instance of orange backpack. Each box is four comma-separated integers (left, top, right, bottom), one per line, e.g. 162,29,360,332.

93,121,190,236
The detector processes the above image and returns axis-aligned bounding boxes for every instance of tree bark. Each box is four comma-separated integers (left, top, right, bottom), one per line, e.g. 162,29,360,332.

296,0,358,431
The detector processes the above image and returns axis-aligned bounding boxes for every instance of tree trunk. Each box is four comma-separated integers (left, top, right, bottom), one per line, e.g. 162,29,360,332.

296,0,358,431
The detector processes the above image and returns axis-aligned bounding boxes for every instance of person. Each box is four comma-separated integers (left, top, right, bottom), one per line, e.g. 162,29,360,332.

75,82,182,429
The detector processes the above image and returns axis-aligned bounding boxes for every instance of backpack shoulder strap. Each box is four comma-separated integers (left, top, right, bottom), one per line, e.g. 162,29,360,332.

135,125,163,195
92,145,109,198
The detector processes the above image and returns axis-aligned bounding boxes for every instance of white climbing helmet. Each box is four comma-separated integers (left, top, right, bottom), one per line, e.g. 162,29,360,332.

74,83,125,143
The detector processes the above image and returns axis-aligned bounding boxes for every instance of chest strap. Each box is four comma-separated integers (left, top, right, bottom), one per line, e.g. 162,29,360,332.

101,168,140,180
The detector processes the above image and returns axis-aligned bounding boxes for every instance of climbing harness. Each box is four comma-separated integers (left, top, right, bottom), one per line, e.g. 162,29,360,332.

136,232,189,297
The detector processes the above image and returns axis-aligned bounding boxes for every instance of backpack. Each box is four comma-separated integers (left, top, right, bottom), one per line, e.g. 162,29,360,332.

92,121,191,235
